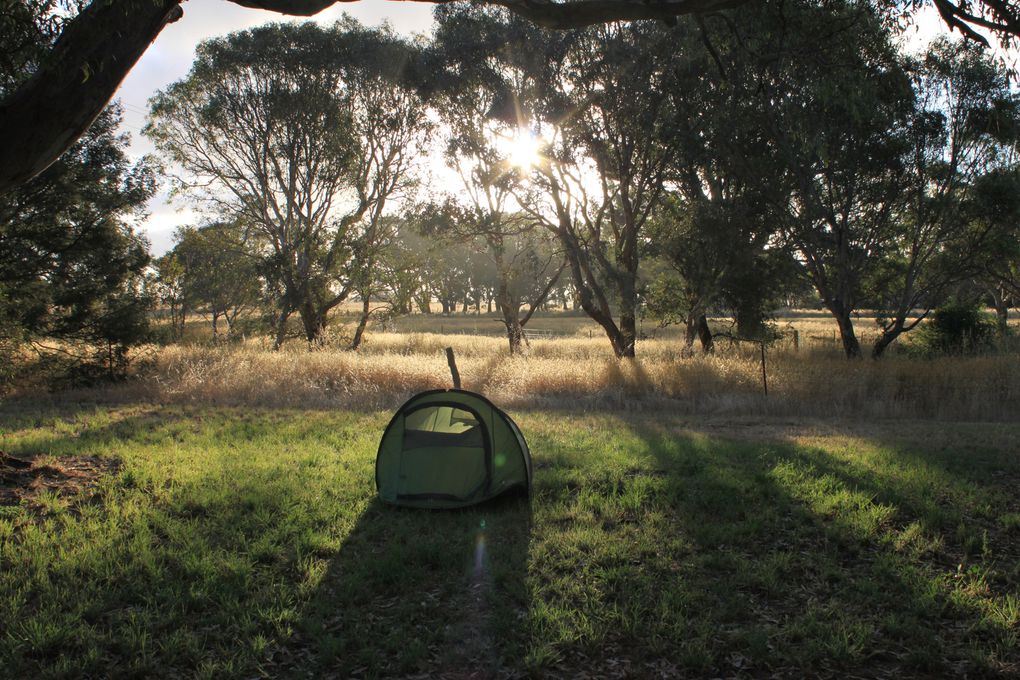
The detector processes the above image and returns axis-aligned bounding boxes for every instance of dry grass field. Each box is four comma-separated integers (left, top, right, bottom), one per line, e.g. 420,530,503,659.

20,309,1017,422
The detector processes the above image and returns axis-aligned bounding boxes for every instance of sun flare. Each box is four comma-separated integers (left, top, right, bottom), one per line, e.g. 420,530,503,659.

499,129,544,170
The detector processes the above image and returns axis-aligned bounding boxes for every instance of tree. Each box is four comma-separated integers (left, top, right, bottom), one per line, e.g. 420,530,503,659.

430,11,566,353
146,19,429,348
2,0,1014,195
641,13,795,351
151,252,187,338
865,38,1020,356
0,103,155,379
754,1,916,358
510,21,684,358
968,166,1020,333
170,222,264,340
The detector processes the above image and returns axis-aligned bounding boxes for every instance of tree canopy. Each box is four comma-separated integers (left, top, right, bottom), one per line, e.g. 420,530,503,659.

1,0,1018,194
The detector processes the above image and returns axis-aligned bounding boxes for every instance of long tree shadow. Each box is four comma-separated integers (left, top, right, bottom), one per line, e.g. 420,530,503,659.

285,494,532,678
3,403,1017,678
522,419,1020,677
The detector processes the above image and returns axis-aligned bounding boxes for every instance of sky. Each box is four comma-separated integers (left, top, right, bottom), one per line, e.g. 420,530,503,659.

116,0,979,256
116,0,436,256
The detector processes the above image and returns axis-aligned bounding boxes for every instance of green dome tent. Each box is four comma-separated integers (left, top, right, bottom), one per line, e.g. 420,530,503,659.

375,389,532,509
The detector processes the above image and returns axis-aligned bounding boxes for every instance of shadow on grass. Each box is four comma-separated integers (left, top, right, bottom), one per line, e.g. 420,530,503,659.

2,405,1017,678
284,495,533,679
521,420,1019,677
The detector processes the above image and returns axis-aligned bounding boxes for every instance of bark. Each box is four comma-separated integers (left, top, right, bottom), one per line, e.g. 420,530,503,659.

553,212,633,358
495,284,523,356
830,306,862,358
350,295,371,350
871,329,898,358
872,311,930,358
697,314,714,353
273,307,291,351
504,318,526,355
991,287,1010,336
0,0,184,194
298,300,327,344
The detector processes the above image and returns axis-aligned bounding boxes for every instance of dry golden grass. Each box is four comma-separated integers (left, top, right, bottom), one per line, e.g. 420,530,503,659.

65,328,1016,421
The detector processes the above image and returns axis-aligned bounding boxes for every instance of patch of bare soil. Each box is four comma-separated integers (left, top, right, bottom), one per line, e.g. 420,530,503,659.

0,451,119,509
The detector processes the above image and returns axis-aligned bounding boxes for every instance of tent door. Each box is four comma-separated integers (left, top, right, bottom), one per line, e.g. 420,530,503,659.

396,403,491,502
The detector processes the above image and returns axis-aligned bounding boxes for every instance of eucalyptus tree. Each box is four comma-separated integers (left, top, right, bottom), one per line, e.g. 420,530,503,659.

430,7,566,354
751,1,916,358
147,19,430,347
152,253,187,338
170,222,264,340
642,13,795,350
866,38,1020,356
514,21,685,358
967,166,1020,333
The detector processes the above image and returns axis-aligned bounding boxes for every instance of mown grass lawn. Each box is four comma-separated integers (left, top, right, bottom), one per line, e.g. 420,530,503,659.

1,404,1018,678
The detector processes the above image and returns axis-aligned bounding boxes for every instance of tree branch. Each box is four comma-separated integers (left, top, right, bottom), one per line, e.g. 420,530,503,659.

0,0,748,194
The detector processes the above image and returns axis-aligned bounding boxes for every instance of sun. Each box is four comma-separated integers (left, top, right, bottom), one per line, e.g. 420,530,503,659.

496,129,543,170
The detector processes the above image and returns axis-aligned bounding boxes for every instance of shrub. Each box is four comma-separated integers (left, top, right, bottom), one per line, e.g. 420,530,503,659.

910,303,997,357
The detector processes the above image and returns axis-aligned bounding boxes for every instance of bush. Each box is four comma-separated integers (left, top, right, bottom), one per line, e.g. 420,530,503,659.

909,303,998,357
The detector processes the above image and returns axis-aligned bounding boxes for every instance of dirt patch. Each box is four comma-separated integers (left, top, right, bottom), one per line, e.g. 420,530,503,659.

0,451,120,509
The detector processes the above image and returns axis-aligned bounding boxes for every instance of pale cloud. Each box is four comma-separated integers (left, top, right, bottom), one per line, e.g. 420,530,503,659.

138,197,201,256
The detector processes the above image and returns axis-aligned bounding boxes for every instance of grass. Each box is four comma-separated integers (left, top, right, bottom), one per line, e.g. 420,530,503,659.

1,404,1018,678
18,309,1018,421
38,331,1017,421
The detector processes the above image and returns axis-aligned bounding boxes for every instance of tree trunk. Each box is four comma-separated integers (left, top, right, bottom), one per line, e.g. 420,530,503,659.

871,330,897,358
211,311,219,340
273,307,291,351
697,314,714,353
684,313,698,350
831,308,862,358
169,300,179,339
496,284,527,356
299,300,327,345
618,311,637,359
992,287,1009,336
350,296,371,350
871,314,911,358
505,319,526,355
416,291,431,314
